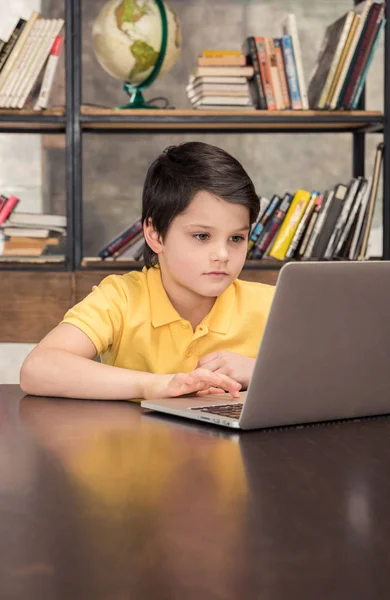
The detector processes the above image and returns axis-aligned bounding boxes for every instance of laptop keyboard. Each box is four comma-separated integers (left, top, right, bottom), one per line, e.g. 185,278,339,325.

191,403,243,420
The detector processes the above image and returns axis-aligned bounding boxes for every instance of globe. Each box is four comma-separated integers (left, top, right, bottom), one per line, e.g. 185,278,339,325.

92,0,181,108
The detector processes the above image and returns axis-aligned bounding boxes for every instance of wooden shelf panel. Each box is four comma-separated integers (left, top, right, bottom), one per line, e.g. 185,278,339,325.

81,257,284,270
80,107,384,133
0,108,66,132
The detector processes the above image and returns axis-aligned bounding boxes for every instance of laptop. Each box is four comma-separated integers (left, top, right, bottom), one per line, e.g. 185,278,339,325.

142,261,390,430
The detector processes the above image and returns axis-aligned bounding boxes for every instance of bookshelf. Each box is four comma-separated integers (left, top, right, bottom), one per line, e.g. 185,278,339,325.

0,0,390,341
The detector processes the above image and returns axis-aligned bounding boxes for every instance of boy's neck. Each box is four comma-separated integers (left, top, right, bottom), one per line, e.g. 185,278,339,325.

160,271,216,330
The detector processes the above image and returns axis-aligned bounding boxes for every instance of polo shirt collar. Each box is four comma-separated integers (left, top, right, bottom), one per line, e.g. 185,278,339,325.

147,266,235,333
147,266,182,328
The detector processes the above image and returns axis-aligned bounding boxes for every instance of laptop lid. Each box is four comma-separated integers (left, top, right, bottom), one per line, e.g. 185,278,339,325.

239,261,390,429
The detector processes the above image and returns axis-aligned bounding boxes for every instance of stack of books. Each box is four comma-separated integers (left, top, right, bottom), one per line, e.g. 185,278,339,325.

247,143,383,262
0,11,64,110
308,1,385,110
186,50,255,110
0,196,66,258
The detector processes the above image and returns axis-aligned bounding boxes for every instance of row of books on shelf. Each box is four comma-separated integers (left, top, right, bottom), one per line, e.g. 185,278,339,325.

248,143,383,262
96,143,382,264
0,195,66,257
0,11,63,110
186,1,384,111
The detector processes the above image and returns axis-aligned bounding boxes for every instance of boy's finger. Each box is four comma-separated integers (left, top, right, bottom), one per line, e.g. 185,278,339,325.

198,358,221,373
198,352,219,366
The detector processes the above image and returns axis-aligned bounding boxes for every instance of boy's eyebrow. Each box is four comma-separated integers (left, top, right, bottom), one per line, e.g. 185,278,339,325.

186,224,251,231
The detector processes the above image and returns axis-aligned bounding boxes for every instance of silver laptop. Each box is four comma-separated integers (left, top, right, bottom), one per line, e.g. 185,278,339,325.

142,261,390,430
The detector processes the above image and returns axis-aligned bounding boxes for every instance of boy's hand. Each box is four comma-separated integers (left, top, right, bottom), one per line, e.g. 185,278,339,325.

143,368,241,400
198,351,255,389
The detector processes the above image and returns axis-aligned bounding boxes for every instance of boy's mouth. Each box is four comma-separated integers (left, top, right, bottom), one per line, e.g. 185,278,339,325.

204,271,229,277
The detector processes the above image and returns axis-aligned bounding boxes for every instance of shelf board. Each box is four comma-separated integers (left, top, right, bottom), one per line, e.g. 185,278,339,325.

0,108,66,132
81,257,284,270
80,106,384,133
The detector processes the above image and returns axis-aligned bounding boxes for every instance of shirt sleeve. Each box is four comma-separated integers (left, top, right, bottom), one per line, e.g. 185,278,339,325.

61,275,129,355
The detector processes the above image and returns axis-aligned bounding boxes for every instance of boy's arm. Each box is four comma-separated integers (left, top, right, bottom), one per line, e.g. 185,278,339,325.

20,323,241,401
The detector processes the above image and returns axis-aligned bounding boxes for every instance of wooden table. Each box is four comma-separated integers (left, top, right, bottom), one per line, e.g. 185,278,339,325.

1,385,390,599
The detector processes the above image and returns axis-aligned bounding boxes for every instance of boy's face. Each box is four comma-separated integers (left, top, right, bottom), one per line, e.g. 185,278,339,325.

157,190,251,299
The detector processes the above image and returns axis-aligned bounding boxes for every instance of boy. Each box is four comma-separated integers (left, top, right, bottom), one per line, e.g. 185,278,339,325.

20,142,274,401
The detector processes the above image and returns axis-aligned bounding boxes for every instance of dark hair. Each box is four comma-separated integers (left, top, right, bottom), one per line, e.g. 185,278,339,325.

141,141,259,268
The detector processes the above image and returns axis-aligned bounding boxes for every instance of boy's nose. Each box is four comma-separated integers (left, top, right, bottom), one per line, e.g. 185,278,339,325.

211,246,229,262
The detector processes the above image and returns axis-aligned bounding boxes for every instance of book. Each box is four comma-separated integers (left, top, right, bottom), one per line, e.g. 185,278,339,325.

331,0,373,109
247,195,280,254
282,14,308,109
0,196,20,226
269,189,312,260
192,66,254,78
255,36,276,110
343,3,384,109
193,96,252,107
351,17,385,108
325,13,360,107
333,179,369,258
34,34,63,110
0,18,26,73
202,50,243,57
0,12,40,97
348,178,372,259
323,179,361,259
339,3,383,108
281,35,302,109
297,194,324,259
251,193,293,259
285,192,318,259
198,55,246,67
98,219,143,259
16,19,64,109
310,184,348,259
264,37,284,109
242,36,267,109
7,212,66,228
3,226,54,239
273,38,291,109
358,143,384,259
308,10,355,108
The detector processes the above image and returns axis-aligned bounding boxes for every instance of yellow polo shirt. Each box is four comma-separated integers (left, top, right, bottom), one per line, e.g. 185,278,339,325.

61,266,274,374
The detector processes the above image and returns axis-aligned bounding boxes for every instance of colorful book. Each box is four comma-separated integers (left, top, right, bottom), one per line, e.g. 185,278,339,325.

269,189,312,260
98,219,143,259
281,35,302,109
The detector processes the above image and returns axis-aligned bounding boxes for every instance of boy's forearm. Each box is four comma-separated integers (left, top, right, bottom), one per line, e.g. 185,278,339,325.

20,347,154,400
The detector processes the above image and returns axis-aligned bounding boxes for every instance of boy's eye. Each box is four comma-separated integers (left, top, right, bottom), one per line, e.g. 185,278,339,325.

193,233,210,241
230,235,246,243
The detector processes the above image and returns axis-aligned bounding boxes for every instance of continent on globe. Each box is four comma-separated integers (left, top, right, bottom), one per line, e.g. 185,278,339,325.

129,40,158,78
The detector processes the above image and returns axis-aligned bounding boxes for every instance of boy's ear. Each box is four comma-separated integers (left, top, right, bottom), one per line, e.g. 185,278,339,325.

143,218,163,254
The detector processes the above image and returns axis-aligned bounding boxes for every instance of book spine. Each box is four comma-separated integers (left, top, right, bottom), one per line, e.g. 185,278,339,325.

298,194,323,259
247,195,280,254
317,12,355,108
269,189,311,260
265,37,284,109
331,0,373,109
351,16,385,109
98,220,143,258
252,193,293,259
283,14,308,109
1,21,42,108
341,4,383,108
0,19,26,73
281,35,302,109
285,192,317,259
274,38,291,109
34,35,63,110
243,36,267,109
255,36,276,110
0,12,40,96
0,196,20,226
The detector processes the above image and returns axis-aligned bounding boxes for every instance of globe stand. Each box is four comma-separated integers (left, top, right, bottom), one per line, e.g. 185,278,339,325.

117,85,158,110
115,0,168,111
